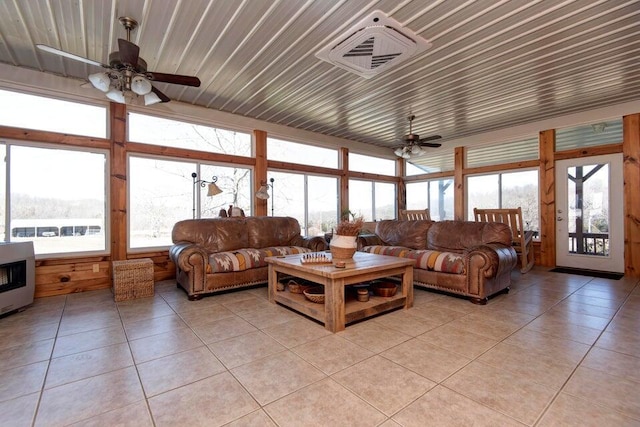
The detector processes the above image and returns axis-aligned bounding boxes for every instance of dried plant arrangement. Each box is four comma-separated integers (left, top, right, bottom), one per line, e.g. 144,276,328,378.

335,216,364,236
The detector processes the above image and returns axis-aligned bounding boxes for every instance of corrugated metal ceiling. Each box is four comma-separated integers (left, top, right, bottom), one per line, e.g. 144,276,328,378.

0,0,638,160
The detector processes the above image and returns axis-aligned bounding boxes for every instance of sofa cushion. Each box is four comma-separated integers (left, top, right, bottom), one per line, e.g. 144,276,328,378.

362,245,465,274
208,246,311,273
427,220,513,252
374,220,433,250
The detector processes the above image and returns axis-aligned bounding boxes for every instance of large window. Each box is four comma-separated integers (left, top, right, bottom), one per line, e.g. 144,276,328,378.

6,143,108,256
467,169,539,232
406,178,454,221
128,113,251,156
0,89,107,138
349,153,395,176
268,171,338,236
129,156,251,249
267,137,338,168
348,180,396,221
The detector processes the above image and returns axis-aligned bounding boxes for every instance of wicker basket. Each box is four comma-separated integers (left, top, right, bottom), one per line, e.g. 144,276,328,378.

330,235,357,259
372,282,398,297
303,286,325,304
112,258,154,302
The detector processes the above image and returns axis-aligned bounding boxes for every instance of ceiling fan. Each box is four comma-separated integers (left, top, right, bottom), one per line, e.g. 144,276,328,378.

36,16,200,106
393,115,442,159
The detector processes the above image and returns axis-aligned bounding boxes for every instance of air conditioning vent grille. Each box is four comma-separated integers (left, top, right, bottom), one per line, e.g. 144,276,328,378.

316,11,431,79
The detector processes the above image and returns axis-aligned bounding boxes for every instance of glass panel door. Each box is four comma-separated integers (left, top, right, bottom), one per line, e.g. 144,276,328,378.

555,154,623,272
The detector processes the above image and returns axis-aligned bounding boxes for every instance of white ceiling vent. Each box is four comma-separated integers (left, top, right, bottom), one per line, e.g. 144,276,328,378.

316,10,431,79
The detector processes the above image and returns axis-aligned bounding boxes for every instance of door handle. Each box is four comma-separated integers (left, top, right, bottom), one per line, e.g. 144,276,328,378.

557,217,563,221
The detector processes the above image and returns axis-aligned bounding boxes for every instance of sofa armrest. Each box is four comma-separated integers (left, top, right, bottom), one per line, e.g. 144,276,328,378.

169,242,209,272
292,236,328,252
356,233,383,250
465,243,517,278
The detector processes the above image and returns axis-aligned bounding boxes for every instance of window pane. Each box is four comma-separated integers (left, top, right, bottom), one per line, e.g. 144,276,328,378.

269,171,305,230
128,113,251,156
307,176,338,236
267,138,338,168
199,164,252,218
9,145,107,255
406,150,454,174
406,182,428,210
348,180,373,220
406,179,454,220
429,179,454,220
129,157,193,248
501,170,539,232
349,153,395,176
374,182,396,220
467,175,499,219
556,119,622,151
0,89,106,138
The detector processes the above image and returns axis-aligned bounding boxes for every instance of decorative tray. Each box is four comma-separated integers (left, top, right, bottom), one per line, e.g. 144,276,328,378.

300,252,333,264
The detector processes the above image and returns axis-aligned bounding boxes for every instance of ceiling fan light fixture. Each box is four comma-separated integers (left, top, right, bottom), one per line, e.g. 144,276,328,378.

106,88,126,104
410,145,423,155
88,72,111,92
131,75,152,95
144,91,162,106
394,147,404,157
401,151,411,160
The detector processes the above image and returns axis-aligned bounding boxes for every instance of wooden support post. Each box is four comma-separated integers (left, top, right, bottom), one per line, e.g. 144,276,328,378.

254,130,268,216
623,114,640,277
539,129,556,267
110,103,127,262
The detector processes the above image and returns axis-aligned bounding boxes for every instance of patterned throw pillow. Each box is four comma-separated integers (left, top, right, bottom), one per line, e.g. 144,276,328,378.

207,246,311,273
362,246,465,274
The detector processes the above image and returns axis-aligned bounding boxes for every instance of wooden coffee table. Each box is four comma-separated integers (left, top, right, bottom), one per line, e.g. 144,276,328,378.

266,251,414,332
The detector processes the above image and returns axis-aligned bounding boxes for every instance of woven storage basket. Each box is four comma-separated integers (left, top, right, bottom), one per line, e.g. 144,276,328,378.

112,258,154,302
330,246,356,259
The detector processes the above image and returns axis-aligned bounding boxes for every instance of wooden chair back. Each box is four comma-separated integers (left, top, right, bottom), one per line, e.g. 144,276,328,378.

399,209,431,221
473,207,534,273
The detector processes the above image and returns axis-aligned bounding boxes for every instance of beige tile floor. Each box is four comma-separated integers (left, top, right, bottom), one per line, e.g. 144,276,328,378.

1,267,639,426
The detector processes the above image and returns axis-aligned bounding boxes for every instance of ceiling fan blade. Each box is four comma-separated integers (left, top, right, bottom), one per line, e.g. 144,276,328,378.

418,142,442,148
146,71,201,87
151,86,171,103
418,135,442,142
118,38,140,67
36,44,106,68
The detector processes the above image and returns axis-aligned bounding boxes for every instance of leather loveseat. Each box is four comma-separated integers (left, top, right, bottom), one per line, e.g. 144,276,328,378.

357,220,517,304
169,216,327,300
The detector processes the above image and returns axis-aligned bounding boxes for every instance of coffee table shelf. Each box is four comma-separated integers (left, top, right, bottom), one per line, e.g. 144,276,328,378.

273,288,407,325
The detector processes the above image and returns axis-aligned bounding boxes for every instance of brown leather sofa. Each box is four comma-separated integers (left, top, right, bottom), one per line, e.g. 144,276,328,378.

357,220,517,304
169,216,327,300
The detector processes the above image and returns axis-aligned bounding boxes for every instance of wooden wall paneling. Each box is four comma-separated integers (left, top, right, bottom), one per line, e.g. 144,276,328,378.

34,257,111,297
623,114,640,277
454,147,464,220
129,251,175,282
254,130,268,216
539,129,556,266
110,103,127,261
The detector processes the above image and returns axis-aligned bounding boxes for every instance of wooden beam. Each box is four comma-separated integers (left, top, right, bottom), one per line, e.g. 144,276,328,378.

454,147,464,220
254,130,268,216
340,147,349,219
397,158,406,216
0,125,110,149
554,143,622,160
623,114,640,277
110,103,127,261
539,129,555,267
